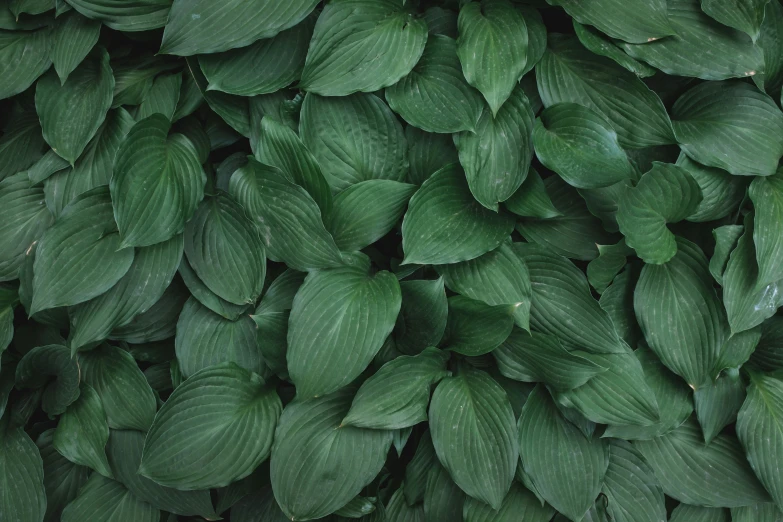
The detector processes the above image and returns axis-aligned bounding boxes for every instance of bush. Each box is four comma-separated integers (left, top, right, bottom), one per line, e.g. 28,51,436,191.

1,0,783,521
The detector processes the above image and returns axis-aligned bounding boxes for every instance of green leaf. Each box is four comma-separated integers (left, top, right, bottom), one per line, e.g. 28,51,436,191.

30,187,134,314
160,0,318,55
533,103,636,189
750,169,783,288
442,296,514,356
135,72,182,121
518,386,608,522
634,237,727,388
342,347,449,430
401,164,515,265
616,162,702,264
270,387,393,520
287,265,401,398
328,180,417,252
493,328,607,391
179,256,249,320
557,350,660,427
9,0,53,18
670,504,730,522
0,101,46,181
68,235,183,351
760,0,783,93
174,297,260,378
404,432,436,505
601,439,666,522
386,34,484,133
422,460,464,522
463,482,555,522
619,0,764,80
549,0,672,43
61,474,158,522
66,0,170,32
454,84,535,210
394,278,448,355
672,81,783,177
536,34,675,148
78,344,157,431
635,418,771,507
572,21,657,78
752,316,783,371
710,225,745,284
35,47,113,165
677,153,747,223
49,11,101,83
430,366,518,509
406,127,459,185
109,278,189,343
231,487,289,522
723,213,783,334
701,0,768,42
732,503,783,522
424,6,458,37
140,363,281,489
437,240,531,329
514,242,626,354
517,176,618,261
36,429,90,522
15,345,80,415
111,114,205,248
299,0,427,96
0,172,53,281
0,28,51,100
184,194,266,306
456,0,529,115
737,372,783,511
586,240,632,294
0,419,46,522
53,383,112,478
199,16,313,96
503,168,563,219
27,149,69,185
386,487,425,522
300,92,408,192
106,430,218,519
694,370,746,444
603,348,693,440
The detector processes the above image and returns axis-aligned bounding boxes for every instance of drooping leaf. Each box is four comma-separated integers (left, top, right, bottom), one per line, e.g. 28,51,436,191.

572,21,657,78
701,0,769,43
67,0,171,32
53,383,112,478
548,0,672,43
15,344,80,416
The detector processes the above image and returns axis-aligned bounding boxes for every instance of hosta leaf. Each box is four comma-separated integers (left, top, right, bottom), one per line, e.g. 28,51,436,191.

701,0,768,42
178,256,248,320
503,168,562,219
386,486,425,522
0,28,50,100
35,47,113,164
27,150,69,185
732,503,783,522
463,482,555,522
429,365,518,509
694,370,746,444
601,439,666,522
231,487,289,522
711,225,745,284
0,101,45,181
68,235,183,351
493,328,607,391
30,187,134,314
135,73,182,121
635,418,771,507
288,265,400,398
386,34,484,133
518,386,609,522
53,383,112,478
422,461,464,522
533,103,635,189
199,16,313,96
672,81,783,177
67,0,170,32
750,170,783,288
677,154,747,223
406,127,459,185
536,34,675,148
140,363,281,490
301,92,408,192
753,316,783,371
454,84,535,210
78,345,157,431
61,474,157,522
0,419,46,522
401,164,515,265
619,0,764,80
111,114,205,248
342,347,449,429
299,0,427,96
271,387,393,520
436,240,531,329
442,296,515,356
456,0,528,115
586,240,632,294
549,0,672,43
572,21,657,78
670,504,730,522
184,194,265,306
0,172,53,282
15,344,80,416
174,297,260,378
514,242,626,354
37,429,90,522
328,180,417,252
635,237,727,388
109,278,189,343
229,158,344,270
404,432,436,505
737,372,783,510
617,163,702,264
760,0,783,93
394,278,448,355
517,176,618,261
49,11,101,83
160,0,318,55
